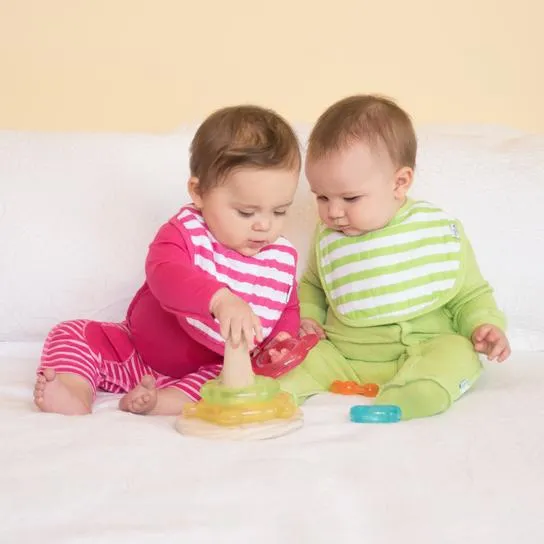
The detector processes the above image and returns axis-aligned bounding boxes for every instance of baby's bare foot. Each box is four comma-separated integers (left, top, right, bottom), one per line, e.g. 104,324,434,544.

119,375,158,415
34,369,92,415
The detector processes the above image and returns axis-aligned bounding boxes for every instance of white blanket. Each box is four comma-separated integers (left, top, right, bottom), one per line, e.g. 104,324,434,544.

2,343,543,544
1,124,544,543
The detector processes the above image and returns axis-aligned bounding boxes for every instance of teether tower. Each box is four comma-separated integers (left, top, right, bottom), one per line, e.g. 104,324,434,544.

176,340,303,440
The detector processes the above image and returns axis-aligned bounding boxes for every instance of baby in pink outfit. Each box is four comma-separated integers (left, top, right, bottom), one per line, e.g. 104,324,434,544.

33,105,302,416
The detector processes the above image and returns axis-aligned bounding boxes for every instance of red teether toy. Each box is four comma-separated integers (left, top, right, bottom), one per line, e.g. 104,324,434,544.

252,334,319,379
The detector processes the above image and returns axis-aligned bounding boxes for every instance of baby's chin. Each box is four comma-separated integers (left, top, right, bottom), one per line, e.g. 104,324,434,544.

340,227,365,236
330,225,367,237
237,248,260,257
218,239,266,257
233,244,268,257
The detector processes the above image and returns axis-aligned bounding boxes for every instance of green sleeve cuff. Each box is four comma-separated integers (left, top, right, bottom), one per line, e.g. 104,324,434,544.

459,309,507,339
300,303,327,325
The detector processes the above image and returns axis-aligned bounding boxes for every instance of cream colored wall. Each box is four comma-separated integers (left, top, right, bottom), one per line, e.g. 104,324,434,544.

1,0,542,132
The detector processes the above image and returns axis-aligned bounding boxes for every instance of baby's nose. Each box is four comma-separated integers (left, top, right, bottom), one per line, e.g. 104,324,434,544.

253,218,271,231
328,204,345,219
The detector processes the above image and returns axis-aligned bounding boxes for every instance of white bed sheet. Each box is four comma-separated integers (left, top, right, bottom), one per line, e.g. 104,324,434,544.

1,342,543,544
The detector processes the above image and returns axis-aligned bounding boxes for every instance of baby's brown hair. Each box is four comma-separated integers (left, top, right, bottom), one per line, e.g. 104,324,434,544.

308,95,417,169
190,105,301,193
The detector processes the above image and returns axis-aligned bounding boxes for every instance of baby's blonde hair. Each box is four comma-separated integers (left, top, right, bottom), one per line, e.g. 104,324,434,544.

308,95,417,169
190,105,301,194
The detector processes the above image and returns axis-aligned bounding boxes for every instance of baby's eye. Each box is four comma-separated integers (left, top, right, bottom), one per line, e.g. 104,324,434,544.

344,196,361,202
316,195,328,202
237,210,254,218
274,210,287,216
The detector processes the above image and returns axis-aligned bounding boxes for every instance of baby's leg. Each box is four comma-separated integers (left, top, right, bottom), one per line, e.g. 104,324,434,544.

35,320,99,415
119,364,223,416
375,334,482,420
278,340,356,404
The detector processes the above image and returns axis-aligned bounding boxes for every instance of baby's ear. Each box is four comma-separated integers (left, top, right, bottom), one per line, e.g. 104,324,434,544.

187,177,203,208
393,167,414,200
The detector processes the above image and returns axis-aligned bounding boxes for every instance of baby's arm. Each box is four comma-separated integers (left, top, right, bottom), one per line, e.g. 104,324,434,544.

299,241,328,337
146,222,263,347
446,232,506,337
446,225,510,361
145,222,225,318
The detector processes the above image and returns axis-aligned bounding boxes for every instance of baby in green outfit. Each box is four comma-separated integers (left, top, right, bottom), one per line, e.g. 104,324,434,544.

278,95,510,419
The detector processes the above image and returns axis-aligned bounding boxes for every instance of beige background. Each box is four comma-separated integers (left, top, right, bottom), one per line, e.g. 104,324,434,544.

1,0,542,132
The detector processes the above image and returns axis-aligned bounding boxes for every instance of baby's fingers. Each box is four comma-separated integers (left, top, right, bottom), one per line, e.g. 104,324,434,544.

229,318,243,348
301,320,318,335
497,344,511,363
472,340,488,354
306,322,325,339
473,324,492,343
219,317,232,342
241,320,255,351
489,337,507,362
252,314,263,344
486,327,502,343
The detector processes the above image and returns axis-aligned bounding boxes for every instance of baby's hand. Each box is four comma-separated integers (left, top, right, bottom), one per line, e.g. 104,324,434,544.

210,288,263,349
300,318,326,340
471,324,511,362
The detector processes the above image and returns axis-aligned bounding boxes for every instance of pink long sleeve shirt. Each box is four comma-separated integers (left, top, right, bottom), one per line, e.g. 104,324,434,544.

126,206,300,379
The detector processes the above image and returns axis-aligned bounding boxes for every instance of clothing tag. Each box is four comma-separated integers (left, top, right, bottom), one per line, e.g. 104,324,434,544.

459,379,471,394
450,223,460,239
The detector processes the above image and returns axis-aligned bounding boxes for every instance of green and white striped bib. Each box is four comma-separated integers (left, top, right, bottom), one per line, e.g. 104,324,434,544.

316,200,465,326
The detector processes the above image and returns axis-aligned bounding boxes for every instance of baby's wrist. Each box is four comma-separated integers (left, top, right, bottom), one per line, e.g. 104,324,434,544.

302,317,322,326
209,287,230,314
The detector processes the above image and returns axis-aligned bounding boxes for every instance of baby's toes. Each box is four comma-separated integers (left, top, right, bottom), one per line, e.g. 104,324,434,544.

34,388,45,402
135,395,149,408
34,380,45,395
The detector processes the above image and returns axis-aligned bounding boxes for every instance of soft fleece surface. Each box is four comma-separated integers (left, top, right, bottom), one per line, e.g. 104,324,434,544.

1,124,544,543
1,343,543,544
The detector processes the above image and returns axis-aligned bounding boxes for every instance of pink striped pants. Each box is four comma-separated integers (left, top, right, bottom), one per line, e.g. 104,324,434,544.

38,320,222,401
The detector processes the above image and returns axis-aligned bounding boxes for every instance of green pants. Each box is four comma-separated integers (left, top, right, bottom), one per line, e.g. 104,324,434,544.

278,332,482,420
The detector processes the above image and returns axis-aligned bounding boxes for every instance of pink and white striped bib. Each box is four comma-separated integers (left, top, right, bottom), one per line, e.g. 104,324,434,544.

175,206,298,350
